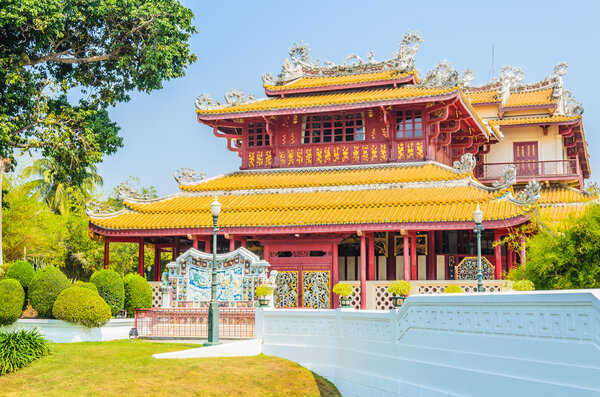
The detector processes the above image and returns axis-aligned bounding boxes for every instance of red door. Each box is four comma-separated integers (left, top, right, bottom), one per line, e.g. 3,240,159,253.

513,142,538,176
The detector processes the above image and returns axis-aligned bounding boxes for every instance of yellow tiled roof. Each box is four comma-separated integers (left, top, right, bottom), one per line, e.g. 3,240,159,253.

91,187,524,230
264,70,417,91
180,163,468,192
489,115,581,126
89,163,532,231
537,185,596,205
196,86,458,116
465,89,498,104
503,88,556,107
538,205,589,228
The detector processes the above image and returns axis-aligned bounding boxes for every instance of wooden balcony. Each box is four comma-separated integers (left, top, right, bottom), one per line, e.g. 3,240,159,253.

475,158,583,186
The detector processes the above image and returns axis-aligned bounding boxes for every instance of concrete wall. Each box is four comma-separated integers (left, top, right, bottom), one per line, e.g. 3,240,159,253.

486,124,564,164
1,319,135,343
257,290,600,396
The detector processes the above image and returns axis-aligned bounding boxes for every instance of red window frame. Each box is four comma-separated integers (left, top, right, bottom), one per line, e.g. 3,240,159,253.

302,112,365,144
247,121,269,147
396,109,423,139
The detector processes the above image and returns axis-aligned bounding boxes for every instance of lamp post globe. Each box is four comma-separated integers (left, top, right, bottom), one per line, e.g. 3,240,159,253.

473,204,484,292
207,196,221,345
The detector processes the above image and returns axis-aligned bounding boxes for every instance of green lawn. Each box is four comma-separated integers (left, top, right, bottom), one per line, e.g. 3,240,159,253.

0,340,340,397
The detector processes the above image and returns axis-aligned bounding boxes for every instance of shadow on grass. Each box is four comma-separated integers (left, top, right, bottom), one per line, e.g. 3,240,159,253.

311,371,341,397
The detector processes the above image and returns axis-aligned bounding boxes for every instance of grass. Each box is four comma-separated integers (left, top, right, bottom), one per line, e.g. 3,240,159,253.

0,340,340,396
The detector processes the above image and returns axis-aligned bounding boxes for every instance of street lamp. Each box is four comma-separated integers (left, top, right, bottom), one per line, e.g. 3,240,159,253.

207,196,221,345
473,204,484,292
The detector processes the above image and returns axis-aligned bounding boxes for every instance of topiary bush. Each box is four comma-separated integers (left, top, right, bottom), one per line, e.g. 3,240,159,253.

29,266,71,318
52,287,111,328
0,329,51,375
123,274,152,317
6,260,35,292
0,279,25,326
512,279,535,291
444,284,463,293
74,281,99,294
90,270,124,316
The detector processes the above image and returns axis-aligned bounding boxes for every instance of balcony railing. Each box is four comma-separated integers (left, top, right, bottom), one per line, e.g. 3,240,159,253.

476,159,582,183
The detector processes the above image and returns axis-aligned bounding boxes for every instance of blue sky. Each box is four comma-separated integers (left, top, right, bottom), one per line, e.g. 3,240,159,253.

96,0,600,196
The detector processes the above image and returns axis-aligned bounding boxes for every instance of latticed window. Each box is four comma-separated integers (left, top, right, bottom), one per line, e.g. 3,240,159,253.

302,112,365,144
396,110,423,138
247,121,269,147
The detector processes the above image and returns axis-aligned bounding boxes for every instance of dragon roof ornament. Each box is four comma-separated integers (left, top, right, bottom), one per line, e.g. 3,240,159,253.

421,60,474,88
174,168,206,185
583,182,599,197
513,180,541,206
195,89,257,111
493,165,517,189
85,200,118,216
452,153,476,173
271,31,423,85
115,182,153,201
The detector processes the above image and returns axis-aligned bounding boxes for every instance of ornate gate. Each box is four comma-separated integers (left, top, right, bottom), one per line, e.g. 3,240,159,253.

264,241,336,308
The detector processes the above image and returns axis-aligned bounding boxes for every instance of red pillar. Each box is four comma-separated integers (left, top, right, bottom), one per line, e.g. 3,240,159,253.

204,237,211,254
507,247,514,270
520,236,526,266
138,238,144,277
386,232,395,280
153,246,160,281
367,233,376,281
229,236,236,252
240,237,247,248
332,243,339,309
494,230,502,279
410,232,418,280
193,238,199,250
360,234,367,309
403,234,410,280
427,231,436,280
174,236,180,258
103,240,109,270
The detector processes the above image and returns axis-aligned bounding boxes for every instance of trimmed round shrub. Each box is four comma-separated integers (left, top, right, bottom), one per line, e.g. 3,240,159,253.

29,266,71,318
74,280,99,294
123,274,152,317
6,260,36,291
52,287,111,328
512,279,535,291
444,284,463,293
0,279,25,326
90,270,124,316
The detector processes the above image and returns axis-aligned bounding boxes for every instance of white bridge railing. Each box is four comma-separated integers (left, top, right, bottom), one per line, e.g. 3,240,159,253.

256,290,600,397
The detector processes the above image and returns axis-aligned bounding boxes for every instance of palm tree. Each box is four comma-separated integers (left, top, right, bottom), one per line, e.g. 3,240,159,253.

22,158,103,215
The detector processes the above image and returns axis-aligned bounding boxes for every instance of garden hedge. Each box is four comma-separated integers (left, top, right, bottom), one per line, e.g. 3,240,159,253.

0,329,50,375
73,281,99,294
123,274,152,317
52,287,111,328
0,279,25,326
29,266,71,318
6,260,35,291
90,270,124,316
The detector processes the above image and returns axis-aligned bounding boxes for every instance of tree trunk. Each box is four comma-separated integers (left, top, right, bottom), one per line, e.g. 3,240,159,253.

0,157,11,265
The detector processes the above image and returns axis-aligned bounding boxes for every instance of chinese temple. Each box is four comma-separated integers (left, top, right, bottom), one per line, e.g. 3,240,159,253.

88,33,596,309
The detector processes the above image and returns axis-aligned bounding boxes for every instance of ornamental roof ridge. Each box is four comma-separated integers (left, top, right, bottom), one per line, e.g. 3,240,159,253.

265,32,424,87
86,207,129,220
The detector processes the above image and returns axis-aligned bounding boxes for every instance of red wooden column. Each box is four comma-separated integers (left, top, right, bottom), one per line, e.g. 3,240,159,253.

360,234,367,309
192,238,199,250
386,232,395,280
204,237,211,254
494,230,502,279
403,234,410,280
229,236,236,252
520,236,526,266
103,240,110,269
367,233,376,280
332,242,339,309
174,236,180,258
507,247,514,270
138,238,145,277
427,231,436,280
410,232,418,280
153,246,160,281
240,237,247,248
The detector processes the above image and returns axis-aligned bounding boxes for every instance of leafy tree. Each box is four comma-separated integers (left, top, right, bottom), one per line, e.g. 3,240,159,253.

509,205,600,289
0,0,197,263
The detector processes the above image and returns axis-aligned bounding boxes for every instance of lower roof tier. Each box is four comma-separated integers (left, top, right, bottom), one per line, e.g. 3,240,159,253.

89,162,538,235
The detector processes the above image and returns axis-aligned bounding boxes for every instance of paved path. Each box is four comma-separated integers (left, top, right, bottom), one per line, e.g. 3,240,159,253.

152,338,262,359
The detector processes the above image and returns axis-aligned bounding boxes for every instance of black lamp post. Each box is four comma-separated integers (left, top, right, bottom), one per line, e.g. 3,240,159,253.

207,197,221,345
473,204,484,292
